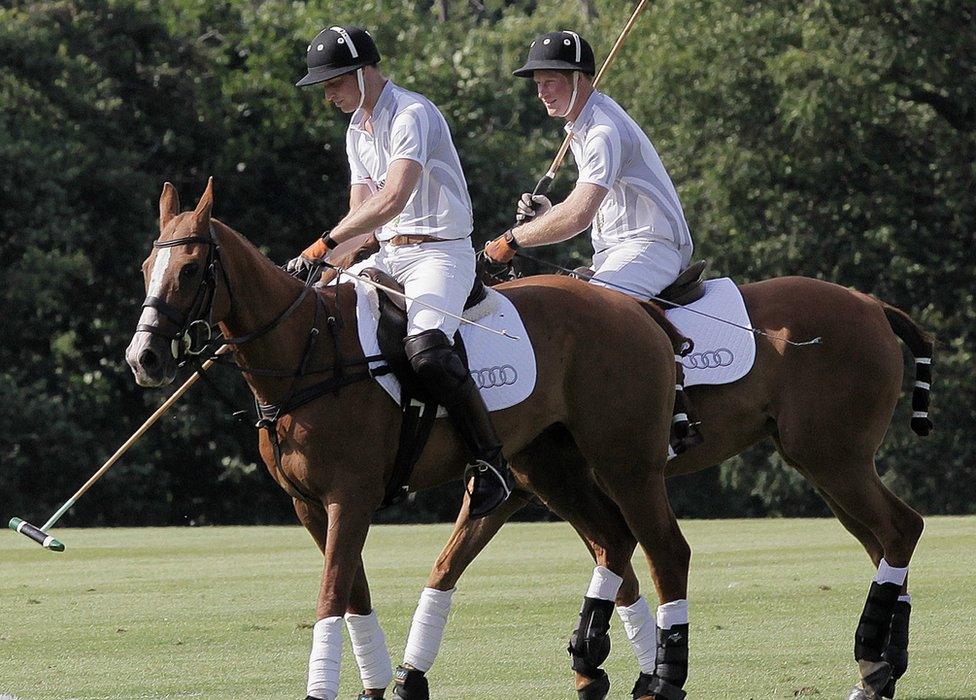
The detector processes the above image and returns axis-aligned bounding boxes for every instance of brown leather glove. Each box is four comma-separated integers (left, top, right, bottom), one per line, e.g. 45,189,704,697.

484,230,519,264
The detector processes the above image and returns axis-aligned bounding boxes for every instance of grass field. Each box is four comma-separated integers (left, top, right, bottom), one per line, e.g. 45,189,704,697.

1,517,973,699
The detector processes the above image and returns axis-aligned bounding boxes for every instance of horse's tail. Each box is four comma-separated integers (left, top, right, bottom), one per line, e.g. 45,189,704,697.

881,301,935,436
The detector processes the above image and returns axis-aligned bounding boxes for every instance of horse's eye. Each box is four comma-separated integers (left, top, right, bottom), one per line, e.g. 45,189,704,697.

180,262,200,280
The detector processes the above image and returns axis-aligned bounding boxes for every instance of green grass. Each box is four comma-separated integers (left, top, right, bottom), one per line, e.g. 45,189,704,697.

1,517,974,699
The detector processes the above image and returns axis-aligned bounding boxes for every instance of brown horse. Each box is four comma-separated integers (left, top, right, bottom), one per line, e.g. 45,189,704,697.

125,180,691,699
408,270,933,698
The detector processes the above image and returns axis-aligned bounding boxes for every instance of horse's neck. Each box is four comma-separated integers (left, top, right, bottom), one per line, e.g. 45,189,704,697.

213,221,329,402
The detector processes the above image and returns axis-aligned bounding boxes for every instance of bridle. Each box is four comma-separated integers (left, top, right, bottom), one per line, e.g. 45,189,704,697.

136,226,321,364
137,228,227,361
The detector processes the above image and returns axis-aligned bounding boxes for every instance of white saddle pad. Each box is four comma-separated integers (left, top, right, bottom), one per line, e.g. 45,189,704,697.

665,278,756,387
353,280,537,414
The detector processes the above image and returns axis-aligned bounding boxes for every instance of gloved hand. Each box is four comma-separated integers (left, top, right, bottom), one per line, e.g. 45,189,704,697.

515,192,552,223
484,230,519,264
284,255,316,278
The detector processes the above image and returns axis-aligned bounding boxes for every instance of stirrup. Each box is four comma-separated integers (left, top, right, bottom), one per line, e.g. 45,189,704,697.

464,459,512,518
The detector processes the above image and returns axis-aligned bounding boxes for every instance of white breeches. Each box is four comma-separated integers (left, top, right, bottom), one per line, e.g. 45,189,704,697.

589,239,690,300
357,239,476,338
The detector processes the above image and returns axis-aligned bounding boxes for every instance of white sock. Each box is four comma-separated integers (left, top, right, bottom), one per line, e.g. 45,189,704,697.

345,609,393,690
875,558,909,587
656,599,689,629
586,566,624,601
616,596,656,673
403,587,455,673
307,616,343,700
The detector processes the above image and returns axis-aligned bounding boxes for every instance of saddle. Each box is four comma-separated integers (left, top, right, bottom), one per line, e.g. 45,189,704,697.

659,260,708,306
572,260,708,307
358,267,484,401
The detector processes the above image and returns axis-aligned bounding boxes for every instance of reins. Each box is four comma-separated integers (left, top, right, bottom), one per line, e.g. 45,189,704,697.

504,251,824,349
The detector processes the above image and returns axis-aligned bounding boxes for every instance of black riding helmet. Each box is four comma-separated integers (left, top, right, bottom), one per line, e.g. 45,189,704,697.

513,31,595,77
296,26,381,87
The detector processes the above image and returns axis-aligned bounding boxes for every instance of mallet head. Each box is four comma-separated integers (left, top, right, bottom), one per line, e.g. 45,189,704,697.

8,517,65,552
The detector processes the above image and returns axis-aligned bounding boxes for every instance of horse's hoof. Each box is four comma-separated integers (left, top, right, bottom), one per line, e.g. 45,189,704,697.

846,687,874,700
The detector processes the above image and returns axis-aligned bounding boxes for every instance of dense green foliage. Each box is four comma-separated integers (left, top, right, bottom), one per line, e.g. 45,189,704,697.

1,0,972,526
2,519,975,696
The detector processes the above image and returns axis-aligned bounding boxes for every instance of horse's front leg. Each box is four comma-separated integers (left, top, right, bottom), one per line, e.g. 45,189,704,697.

392,488,529,700
305,499,375,700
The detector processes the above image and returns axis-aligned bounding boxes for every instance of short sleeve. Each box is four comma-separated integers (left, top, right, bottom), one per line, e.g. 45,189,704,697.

576,126,621,190
345,128,371,185
388,105,430,167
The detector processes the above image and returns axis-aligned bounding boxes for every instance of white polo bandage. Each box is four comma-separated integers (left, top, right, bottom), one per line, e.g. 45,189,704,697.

345,609,393,690
616,596,657,672
586,565,624,601
875,558,909,587
403,587,455,672
307,616,343,700
656,598,689,629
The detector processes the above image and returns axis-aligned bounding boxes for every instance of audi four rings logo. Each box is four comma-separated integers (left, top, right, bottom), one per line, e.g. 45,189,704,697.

470,365,518,389
682,348,735,369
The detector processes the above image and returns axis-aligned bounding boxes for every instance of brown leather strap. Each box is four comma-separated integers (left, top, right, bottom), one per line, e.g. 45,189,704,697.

388,234,443,246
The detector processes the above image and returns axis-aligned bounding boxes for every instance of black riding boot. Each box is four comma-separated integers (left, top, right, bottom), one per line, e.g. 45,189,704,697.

405,329,513,518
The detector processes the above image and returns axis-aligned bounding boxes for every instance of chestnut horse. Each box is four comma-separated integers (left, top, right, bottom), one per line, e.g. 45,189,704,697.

125,180,690,699
408,269,933,698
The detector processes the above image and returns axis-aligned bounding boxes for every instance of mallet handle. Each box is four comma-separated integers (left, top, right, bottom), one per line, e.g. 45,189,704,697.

536,0,649,194
41,350,225,531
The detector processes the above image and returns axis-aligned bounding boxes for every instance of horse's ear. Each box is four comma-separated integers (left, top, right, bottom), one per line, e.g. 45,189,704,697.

193,176,214,223
159,182,180,231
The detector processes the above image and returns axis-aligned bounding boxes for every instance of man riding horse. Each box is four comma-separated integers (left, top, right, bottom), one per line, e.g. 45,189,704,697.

287,26,513,521
484,31,702,450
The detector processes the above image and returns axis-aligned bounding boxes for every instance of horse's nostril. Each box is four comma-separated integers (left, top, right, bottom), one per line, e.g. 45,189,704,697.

139,348,159,371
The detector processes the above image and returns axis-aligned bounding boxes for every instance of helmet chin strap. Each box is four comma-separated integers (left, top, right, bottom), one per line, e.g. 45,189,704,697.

356,67,366,110
560,71,580,119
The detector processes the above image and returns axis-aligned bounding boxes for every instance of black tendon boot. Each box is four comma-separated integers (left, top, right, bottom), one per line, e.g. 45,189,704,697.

405,330,513,517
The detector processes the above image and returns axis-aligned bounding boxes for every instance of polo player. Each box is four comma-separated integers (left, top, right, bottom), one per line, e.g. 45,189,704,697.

485,30,702,452
484,31,694,296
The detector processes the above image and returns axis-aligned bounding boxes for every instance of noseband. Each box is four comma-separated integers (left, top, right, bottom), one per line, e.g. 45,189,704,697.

137,229,227,361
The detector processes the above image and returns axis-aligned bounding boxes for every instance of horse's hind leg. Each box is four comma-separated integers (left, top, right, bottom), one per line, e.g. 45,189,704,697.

776,447,923,699
294,498,393,698
593,464,692,700
808,481,913,699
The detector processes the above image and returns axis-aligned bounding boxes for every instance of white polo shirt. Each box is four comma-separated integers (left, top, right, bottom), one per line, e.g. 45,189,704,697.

346,81,473,242
567,91,693,256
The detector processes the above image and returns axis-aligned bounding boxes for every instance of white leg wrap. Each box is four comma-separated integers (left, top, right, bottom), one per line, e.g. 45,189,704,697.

616,595,657,673
307,616,343,700
403,587,455,673
345,609,393,690
875,558,909,587
586,565,624,601
898,594,911,604
656,599,689,629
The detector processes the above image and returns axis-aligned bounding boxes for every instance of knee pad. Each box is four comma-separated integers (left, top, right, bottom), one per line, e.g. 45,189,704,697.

404,330,468,396
654,623,689,689
568,597,614,678
854,581,900,662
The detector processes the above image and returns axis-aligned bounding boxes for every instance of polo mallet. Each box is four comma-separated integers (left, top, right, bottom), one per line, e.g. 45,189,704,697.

525,0,649,201
8,350,225,552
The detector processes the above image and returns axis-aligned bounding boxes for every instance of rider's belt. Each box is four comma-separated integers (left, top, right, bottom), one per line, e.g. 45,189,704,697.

388,234,443,246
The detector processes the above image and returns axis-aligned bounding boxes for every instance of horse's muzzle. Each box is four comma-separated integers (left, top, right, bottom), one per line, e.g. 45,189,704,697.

125,332,176,387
